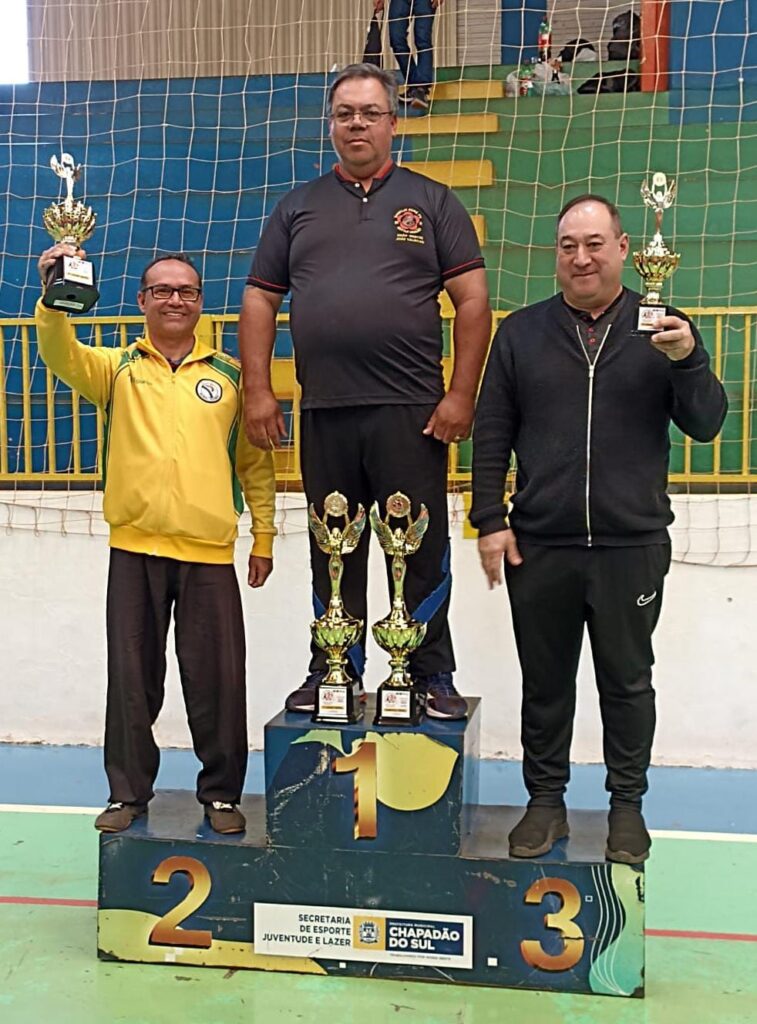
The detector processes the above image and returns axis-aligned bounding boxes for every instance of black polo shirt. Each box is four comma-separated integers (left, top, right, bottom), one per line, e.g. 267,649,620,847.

247,163,485,409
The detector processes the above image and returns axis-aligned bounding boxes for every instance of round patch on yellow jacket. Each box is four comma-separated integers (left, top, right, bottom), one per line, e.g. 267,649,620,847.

196,378,222,403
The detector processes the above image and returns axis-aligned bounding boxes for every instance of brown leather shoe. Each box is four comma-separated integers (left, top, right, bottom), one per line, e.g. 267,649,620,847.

205,801,246,834
94,802,147,833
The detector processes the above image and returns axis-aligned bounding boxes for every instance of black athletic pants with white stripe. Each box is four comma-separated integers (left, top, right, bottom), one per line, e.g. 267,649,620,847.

104,548,247,807
300,404,455,679
504,542,671,809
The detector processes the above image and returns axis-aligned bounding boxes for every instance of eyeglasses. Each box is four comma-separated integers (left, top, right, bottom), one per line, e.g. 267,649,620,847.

331,108,393,125
142,284,202,301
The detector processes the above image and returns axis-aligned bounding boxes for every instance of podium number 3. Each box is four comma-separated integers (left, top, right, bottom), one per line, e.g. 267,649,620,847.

333,741,378,840
520,877,585,971
149,856,213,949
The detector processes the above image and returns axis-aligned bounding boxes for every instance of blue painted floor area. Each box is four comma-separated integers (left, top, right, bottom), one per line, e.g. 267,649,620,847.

1,743,755,833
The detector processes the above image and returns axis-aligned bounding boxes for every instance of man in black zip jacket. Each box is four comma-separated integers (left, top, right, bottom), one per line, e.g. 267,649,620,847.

470,195,727,864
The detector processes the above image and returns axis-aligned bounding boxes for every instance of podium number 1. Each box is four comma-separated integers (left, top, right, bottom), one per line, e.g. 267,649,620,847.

149,856,213,949
520,877,585,971
333,740,378,840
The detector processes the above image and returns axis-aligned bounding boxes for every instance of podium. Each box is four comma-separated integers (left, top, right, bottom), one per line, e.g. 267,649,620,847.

98,697,645,997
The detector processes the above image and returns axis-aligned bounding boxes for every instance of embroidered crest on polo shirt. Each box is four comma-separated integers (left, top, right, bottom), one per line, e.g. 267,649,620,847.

196,379,222,403
394,207,425,244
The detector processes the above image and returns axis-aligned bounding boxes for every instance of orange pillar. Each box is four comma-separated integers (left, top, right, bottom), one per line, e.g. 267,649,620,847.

640,0,670,93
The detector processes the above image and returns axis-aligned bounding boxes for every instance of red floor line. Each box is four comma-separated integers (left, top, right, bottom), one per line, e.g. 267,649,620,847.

2,897,757,943
0,896,97,908
645,927,757,943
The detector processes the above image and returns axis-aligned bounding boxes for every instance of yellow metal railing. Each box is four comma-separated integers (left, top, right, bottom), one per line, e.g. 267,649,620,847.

1,307,755,488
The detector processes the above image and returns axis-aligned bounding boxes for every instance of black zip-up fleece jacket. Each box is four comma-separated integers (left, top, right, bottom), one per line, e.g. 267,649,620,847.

470,289,728,546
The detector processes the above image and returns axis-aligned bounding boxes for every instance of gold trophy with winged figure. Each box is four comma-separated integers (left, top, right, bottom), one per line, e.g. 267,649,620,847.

308,492,367,724
41,152,100,313
370,492,429,726
633,172,681,332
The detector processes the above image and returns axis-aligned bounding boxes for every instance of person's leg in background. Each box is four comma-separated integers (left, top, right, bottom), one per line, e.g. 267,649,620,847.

410,0,437,109
388,0,415,94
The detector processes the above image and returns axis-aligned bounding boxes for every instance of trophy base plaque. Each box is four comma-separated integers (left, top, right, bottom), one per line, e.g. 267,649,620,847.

373,683,424,726
42,255,99,313
636,303,666,333
312,679,364,724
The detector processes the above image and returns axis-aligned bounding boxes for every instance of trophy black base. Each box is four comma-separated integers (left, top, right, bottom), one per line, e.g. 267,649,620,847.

97,791,644,997
373,683,424,726
311,678,364,724
42,255,99,313
635,302,667,333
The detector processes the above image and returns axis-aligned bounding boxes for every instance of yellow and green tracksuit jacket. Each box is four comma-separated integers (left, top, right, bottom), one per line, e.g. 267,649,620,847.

36,300,276,564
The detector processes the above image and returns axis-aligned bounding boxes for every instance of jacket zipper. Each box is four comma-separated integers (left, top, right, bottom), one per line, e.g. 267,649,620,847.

155,362,178,550
575,324,612,547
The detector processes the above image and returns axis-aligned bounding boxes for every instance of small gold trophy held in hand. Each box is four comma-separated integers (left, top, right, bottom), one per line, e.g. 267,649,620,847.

308,492,366,724
633,172,680,332
41,152,100,313
370,492,429,727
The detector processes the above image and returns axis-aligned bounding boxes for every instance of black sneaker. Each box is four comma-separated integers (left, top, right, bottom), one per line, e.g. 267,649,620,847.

205,801,246,834
606,807,651,864
508,805,569,858
94,802,147,833
284,671,366,713
416,672,467,720
409,87,430,111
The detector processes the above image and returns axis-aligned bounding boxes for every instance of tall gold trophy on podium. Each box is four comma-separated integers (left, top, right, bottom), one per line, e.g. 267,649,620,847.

308,492,366,724
370,492,429,726
633,171,681,332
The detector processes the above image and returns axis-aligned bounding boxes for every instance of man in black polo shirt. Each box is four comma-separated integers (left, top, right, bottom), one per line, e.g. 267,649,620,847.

471,195,727,863
240,63,490,720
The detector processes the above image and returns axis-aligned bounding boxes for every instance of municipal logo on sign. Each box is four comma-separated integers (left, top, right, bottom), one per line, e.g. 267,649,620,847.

394,207,425,244
356,919,382,946
196,379,222,403
254,902,473,969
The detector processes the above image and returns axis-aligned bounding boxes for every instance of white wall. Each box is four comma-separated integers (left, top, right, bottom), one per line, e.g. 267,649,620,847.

0,495,755,767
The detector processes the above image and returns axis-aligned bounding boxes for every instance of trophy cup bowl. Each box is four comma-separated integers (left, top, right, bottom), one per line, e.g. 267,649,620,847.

632,248,681,306
372,616,427,686
370,493,430,727
41,152,100,314
308,492,366,724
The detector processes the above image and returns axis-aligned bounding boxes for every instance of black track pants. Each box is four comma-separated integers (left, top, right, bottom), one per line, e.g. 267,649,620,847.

300,404,455,678
504,542,671,808
104,548,247,806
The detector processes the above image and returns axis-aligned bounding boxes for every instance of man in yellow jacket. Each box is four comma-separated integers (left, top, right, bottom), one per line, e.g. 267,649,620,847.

36,244,276,835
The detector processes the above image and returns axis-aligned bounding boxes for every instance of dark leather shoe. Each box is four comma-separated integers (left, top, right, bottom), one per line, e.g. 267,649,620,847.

606,807,651,864
205,801,246,834
94,802,147,833
509,805,569,857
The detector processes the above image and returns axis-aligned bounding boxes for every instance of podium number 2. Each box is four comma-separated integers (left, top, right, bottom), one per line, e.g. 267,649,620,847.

333,741,378,840
520,877,585,971
149,856,213,949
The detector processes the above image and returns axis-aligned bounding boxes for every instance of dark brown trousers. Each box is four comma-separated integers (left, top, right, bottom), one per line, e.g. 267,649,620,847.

104,548,247,806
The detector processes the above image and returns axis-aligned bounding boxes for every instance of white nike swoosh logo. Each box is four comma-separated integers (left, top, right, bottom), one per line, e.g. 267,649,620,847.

637,592,657,607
